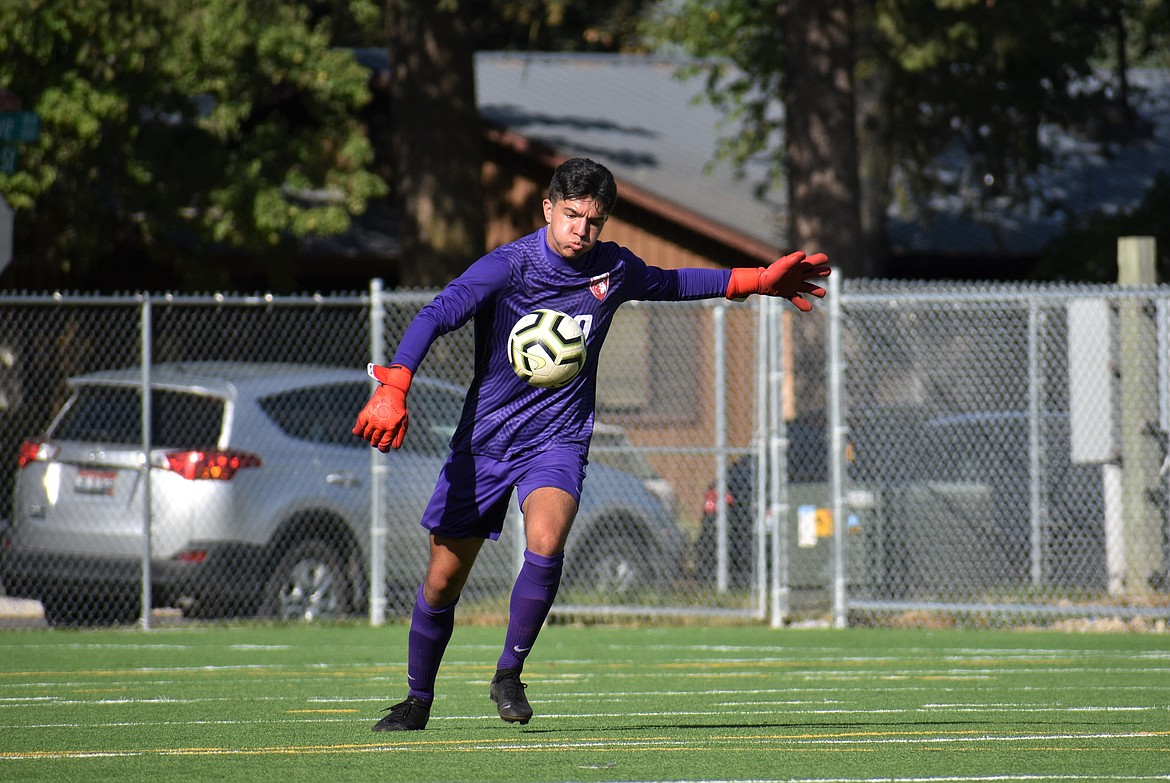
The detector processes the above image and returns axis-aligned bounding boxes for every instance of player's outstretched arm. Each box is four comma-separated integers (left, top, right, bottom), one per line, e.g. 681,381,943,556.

725,251,831,312
353,364,412,451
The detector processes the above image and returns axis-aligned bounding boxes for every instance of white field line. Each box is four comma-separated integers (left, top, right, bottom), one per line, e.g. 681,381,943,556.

437,682,1169,695
598,643,1170,659
3,689,1165,712
5,681,1170,700
9,669,1169,693
3,727,1170,762
8,670,1170,702
0,643,195,650
579,667,1170,677
5,703,1167,731
714,703,1161,713
0,640,1107,653
642,778,1170,783
2,680,1167,712
1,761,1152,783
4,640,1169,665
0,639,1161,669
2,644,1165,664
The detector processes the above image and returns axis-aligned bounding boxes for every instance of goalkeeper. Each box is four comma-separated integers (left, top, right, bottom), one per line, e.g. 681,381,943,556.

354,157,830,731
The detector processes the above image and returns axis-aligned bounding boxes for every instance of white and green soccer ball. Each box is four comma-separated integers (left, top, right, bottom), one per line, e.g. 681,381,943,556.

507,308,587,388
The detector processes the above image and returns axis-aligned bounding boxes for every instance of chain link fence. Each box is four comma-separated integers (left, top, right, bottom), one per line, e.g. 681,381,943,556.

0,288,767,627
1,273,1168,629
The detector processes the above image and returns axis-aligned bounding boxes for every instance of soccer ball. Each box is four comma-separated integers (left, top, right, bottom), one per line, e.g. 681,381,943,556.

507,309,587,388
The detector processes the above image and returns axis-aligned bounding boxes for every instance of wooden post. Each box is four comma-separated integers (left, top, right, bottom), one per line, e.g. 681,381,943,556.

1116,236,1161,594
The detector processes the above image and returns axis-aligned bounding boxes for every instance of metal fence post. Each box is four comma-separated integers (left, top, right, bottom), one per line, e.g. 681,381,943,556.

368,279,387,626
1158,298,1170,589
753,296,768,621
139,294,153,631
828,273,846,629
767,296,790,627
1027,301,1045,586
713,301,729,593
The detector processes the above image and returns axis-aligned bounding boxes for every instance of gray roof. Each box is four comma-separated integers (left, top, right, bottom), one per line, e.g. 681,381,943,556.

474,52,788,249
356,49,1170,258
474,53,1170,257
69,362,364,398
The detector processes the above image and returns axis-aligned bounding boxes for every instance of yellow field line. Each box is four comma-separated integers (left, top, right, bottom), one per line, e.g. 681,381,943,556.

4,729,1168,761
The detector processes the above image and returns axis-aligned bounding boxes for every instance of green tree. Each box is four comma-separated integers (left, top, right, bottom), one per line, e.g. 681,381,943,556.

1036,171,1170,282
645,0,866,275
784,0,864,275
382,0,484,287
470,0,653,51
645,0,1163,279
870,0,1100,210
383,0,655,287
0,0,386,292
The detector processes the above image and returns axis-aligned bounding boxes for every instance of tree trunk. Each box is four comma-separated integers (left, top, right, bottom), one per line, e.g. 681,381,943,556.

384,1,485,286
782,0,870,277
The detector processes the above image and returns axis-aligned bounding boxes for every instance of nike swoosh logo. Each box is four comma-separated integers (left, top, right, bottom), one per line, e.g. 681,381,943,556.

513,645,532,654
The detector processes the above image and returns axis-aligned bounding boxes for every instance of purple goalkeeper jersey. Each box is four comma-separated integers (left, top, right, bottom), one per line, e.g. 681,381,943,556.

392,227,732,460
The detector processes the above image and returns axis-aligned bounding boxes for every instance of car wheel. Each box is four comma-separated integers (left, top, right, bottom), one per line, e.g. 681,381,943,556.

260,539,350,622
570,523,654,595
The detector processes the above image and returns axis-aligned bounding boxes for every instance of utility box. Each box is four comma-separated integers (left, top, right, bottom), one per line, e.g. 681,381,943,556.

1067,298,1117,464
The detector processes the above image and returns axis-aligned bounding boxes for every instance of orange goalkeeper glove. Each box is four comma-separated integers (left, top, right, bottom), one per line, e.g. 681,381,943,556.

726,251,831,312
353,363,412,452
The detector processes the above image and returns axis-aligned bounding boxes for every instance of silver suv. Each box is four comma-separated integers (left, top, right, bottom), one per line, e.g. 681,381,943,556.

2,362,685,625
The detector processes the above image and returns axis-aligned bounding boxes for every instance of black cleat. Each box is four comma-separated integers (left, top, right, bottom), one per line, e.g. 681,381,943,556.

489,668,533,725
371,696,431,731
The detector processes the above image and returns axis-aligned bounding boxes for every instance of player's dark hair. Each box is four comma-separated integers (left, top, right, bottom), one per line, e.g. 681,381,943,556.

548,158,618,215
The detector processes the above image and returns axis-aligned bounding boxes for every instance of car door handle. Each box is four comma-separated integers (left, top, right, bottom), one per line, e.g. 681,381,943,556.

326,472,360,487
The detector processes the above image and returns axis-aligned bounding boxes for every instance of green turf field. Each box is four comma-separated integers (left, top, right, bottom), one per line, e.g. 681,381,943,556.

0,622,1167,782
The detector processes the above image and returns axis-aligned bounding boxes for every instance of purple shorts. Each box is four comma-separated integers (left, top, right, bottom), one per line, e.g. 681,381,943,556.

419,448,587,540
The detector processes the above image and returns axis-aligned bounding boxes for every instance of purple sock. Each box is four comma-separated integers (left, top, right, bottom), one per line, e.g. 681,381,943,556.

497,549,564,672
406,585,457,703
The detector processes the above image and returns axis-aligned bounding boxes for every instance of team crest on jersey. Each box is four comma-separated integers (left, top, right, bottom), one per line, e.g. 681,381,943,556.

589,273,610,301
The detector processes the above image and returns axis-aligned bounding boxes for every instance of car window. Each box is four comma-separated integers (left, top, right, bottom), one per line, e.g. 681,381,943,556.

260,381,454,456
53,385,224,448
260,383,370,447
410,383,464,446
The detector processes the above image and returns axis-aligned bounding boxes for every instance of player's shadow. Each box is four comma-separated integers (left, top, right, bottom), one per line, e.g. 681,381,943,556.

504,717,1109,735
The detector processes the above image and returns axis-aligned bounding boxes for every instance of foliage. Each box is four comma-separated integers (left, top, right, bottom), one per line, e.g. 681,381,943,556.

0,0,387,291
1120,0,1170,69
1035,171,1170,282
643,0,1167,279
305,0,386,47
646,0,1105,194
470,0,654,51
871,0,1110,209
382,0,485,287
642,2,785,196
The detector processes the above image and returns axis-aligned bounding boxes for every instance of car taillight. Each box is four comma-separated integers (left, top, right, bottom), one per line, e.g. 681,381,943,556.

163,449,262,481
17,439,57,469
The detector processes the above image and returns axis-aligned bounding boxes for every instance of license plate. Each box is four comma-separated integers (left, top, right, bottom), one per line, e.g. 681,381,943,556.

74,469,117,496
